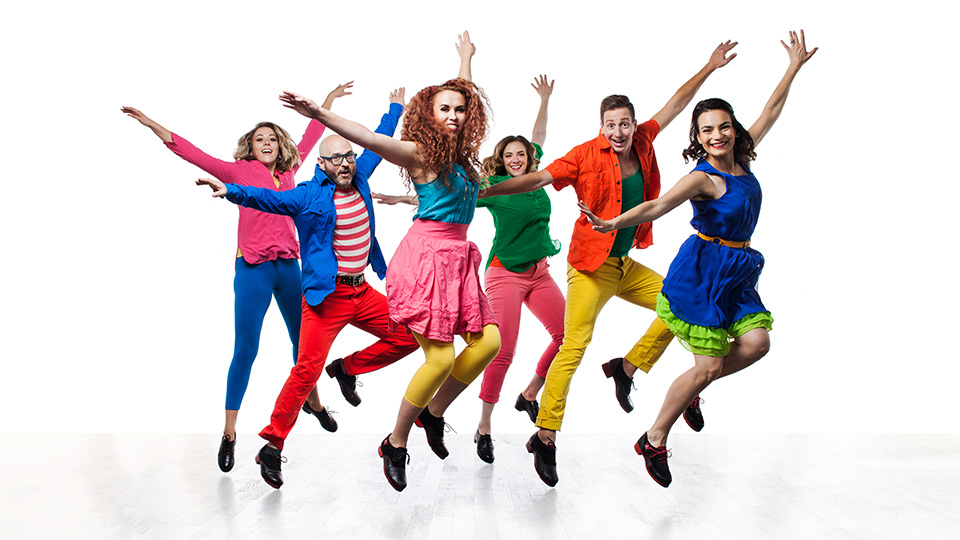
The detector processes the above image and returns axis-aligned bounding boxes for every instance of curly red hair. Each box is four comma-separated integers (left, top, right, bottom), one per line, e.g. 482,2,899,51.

401,78,490,187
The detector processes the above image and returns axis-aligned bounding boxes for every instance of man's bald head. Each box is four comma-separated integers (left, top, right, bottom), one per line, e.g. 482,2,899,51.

317,135,357,190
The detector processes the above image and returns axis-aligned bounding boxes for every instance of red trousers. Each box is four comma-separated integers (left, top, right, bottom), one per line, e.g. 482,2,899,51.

260,281,419,449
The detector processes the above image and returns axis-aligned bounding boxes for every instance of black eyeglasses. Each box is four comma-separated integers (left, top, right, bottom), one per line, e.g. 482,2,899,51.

319,152,357,166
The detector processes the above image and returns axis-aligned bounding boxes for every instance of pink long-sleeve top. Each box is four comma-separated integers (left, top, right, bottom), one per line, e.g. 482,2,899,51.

165,120,326,264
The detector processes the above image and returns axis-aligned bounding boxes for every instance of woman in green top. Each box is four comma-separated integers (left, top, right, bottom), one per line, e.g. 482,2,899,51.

375,75,564,464
471,75,566,465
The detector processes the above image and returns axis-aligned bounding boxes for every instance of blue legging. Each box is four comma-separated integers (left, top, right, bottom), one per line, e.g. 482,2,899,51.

225,257,303,410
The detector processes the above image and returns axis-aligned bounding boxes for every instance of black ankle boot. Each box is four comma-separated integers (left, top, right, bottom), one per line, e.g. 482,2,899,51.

526,433,558,487
602,357,635,413
635,432,671,487
218,434,236,473
683,396,705,432
255,444,285,489
378,435,409,492
302,402,339,432
474,430,494,464
414,407,450,459
514,394,540,424
326,358,361,406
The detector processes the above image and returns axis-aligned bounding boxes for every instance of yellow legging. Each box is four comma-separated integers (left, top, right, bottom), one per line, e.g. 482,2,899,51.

537,257,675,430
404,324,501,408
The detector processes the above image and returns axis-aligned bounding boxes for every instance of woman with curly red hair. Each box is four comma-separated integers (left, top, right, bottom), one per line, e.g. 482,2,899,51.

375,74,565,465
279,31,500,492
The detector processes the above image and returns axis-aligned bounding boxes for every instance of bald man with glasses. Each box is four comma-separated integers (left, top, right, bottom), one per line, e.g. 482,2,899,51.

198,88,419,488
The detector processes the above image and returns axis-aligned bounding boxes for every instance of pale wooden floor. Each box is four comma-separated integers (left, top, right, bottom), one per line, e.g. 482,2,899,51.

2,433,958,539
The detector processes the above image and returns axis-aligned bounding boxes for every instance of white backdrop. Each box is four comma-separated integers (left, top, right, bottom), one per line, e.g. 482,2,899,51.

2,0,955,436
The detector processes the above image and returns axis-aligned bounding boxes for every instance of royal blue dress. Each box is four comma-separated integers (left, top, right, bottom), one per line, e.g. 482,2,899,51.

659,160,771,346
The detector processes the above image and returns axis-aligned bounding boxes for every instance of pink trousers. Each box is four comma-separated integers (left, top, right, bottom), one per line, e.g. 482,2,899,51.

477,258,565,404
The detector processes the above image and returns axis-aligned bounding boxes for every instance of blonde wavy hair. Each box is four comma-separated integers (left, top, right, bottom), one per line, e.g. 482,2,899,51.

233,122,301,173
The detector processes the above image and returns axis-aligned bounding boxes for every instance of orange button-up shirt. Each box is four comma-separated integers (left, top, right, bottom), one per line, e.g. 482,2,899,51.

545,119,662,272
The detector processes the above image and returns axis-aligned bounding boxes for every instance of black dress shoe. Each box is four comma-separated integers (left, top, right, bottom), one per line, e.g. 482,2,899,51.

325,358,361,406
218,434,236,472
525,433,558,487
255,444,285,489
683,396,704,432
474,430,494,464
378,435,409,492
601,357,635,412
635,432,671,487
414,407,449,459
514,394,540,424
302,402,338,432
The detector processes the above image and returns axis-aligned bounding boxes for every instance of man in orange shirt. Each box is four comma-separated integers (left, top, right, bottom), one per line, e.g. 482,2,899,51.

481,41,738,486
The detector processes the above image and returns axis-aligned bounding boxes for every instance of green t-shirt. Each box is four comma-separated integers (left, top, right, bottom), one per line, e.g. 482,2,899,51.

609,167,645,257
477,143,561,272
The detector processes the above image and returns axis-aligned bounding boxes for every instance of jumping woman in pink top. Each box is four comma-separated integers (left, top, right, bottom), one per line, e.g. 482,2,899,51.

121,83,350,472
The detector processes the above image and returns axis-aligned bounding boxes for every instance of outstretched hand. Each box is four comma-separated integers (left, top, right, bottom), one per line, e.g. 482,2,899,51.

531,74,554,100
371,192,416,206
327,81,354,100
578,201,615,233
389,87,406,107
781,30,818,69
456,31,475,60
706,40,738,70
280,91,323,120
120,106,152,126
197,177,227,198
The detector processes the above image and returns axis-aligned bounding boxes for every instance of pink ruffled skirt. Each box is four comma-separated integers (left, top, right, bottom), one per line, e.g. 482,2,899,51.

386,220,498,342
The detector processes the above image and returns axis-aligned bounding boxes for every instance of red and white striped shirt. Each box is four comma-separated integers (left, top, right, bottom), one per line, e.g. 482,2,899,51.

333,187,372,276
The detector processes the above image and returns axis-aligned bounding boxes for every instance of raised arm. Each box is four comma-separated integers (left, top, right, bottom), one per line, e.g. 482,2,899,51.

579,171,716,232
196,177,309,216
530,74,554,146
280,91,419,170
651,41,738,130
480,169,554,198
456,31,476,81
121,106,173,143
749,30,818,147
354,88,407,179
321,81,354,110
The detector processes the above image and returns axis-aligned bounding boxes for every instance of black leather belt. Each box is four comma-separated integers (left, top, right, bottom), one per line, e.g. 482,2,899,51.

337,274,365,286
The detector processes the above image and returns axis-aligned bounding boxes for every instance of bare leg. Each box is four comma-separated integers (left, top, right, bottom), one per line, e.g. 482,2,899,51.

388,399,424,448
521,374,546,401
718,328,770,379
622,362,638,378
538,427,556,444
224,410,238,440
478,401,495,435
303,385,324,412
647,354,724,447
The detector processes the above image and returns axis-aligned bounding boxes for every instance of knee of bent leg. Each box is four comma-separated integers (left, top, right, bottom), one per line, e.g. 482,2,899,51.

741,330,771,362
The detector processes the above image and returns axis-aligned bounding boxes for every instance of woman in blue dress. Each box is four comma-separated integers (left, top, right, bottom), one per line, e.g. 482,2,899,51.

580,30,817,487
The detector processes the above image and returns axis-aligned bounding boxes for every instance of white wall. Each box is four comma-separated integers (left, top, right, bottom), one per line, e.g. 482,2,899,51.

2,0,955,435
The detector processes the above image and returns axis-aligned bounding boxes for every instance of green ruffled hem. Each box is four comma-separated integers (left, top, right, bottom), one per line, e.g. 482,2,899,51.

655,293,773,357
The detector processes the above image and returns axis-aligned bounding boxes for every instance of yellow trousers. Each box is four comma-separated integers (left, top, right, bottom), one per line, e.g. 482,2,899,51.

537,257,674,430
404,324,501,408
